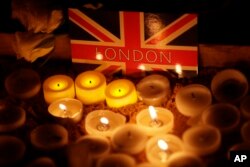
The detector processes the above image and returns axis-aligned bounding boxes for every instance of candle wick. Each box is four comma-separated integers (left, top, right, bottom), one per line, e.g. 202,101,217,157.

89,80,92,84
57,83,60,87
127,131,132,139
150,119,163,127
118,89,121,92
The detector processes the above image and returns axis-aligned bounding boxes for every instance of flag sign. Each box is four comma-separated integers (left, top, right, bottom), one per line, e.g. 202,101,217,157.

68,8,198,76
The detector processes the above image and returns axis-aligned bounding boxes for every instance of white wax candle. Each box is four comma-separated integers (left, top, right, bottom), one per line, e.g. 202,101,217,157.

211,69,248,103
30,123,69,151
136,106,174,136
105,79,137,108
85,110,126,137
145,134,184,166
75,71,106,105
0,135,26,167
240,95,250,119
136,74,171,106
48,98,83,123
68,135,111,167
241,120,250,143
0,103,26,133
111,123,148,154
97,153,136,167
182,125,221,156
175,84,212,117
166,151,205,167
201,103,240,133
43,74,75,104
5,68,41,99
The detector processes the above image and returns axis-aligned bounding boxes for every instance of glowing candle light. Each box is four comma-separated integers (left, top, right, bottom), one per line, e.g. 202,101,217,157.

85,110,126,137
97,117,110,131
75,71,106,105
48,98,83,123
136,106,174,136
43,75,75,104
175,63,183,78
146,134,184,166
105,79,137,108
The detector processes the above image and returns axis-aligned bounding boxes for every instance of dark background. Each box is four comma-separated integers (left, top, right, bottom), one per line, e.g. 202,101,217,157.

1,0,250,45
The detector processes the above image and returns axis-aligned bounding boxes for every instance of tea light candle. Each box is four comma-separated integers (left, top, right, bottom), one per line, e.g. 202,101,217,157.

201,103,240,133
97,153,136,167
75,71,106,105
48,98,83,123
0,135,26,167
111,123,148,154
136,74,171,106
43,74,75,104
85,110,126,137
105,79,137,108
241,120,250,143
68,135,111,167
30,123,69,151
0,101,26,132
211,69,248,103
240,95,250,119
136,163,159,167
166,151,205,167
136,106,174,136
182,125,221,156
145,134,184,165
5,68,41,99
175,84,212,117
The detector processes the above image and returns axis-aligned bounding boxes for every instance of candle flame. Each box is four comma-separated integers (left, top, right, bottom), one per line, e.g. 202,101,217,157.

157,139,168,151
149,105,158,120
138,64,146,71
96,52,103,60
175,63,182,75
100,117,109,125
59,104,67,111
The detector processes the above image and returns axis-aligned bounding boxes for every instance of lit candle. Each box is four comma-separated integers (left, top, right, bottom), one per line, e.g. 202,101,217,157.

175,84,212,117
105,79,137,108
4,68,41,99
68,135,111,167
43,74,75,104
75,71,106,105
85,110,126,137
166,151,205,167
175,63,183,78
136,74,171,106
182,125,221,156
241,120,250,143
30,123,69,151
48,98,83,123
96,153,136,167
145,134,184,166
0,101,26,132
211,69,248,103
239,95,250,119
0,135,26,167
201,103,240,133
136,106,174,136
111,123,148,154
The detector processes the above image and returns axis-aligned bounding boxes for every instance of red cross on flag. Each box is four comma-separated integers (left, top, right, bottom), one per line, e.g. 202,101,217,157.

68,8,198,76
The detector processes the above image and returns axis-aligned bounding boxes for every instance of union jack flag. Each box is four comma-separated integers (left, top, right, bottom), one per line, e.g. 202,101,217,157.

68,8,198,76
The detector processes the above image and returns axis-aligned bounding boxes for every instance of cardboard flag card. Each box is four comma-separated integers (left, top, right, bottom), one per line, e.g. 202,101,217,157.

68,8,198,76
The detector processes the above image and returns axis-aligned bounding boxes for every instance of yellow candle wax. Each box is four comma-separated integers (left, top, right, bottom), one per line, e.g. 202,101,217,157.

105,79,137,108
75,71,106,105
43,75,75,104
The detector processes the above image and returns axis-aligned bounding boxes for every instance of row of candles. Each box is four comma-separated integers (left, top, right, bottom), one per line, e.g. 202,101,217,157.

1,67,250,166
